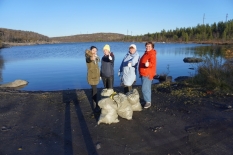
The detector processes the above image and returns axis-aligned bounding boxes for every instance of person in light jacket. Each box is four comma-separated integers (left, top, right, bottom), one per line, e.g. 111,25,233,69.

85,46,100,112
139,42,157,109
118,44,140,93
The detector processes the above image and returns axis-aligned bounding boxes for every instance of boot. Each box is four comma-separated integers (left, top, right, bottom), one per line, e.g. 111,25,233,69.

92,94,100,113
102,77,107,88
124,86,129,94
128,86,132,92
124,86,132,94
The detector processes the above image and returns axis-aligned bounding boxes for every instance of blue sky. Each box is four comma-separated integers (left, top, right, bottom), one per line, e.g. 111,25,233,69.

0,0,232,37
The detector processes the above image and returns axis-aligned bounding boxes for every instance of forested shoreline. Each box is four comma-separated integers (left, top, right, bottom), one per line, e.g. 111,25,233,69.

0,28,50,48
125,20,233,43
0,20,233,48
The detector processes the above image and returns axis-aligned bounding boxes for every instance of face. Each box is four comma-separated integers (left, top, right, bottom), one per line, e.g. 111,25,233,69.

91,48,97,54
129,47,136,54
103,49,110,55
146,44,153,51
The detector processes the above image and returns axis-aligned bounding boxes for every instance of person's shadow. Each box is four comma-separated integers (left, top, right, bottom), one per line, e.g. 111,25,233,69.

62,90,98,155
83,88,101,122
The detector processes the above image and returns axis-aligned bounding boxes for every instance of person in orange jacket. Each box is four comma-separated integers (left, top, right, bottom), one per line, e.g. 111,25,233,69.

139,41,157,108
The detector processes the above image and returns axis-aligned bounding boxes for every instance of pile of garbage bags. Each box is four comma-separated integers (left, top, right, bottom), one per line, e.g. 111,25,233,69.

98,89,142,125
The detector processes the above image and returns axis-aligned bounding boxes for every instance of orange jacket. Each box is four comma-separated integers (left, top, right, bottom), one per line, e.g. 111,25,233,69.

139,49,157,80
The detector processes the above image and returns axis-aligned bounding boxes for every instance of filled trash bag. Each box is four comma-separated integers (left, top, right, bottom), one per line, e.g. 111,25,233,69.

113,93,133,120
101,88,114,97
126,89,142,111
98,98,119,125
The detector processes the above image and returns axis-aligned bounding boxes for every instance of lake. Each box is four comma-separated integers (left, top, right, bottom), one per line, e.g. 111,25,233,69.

0,42,209,91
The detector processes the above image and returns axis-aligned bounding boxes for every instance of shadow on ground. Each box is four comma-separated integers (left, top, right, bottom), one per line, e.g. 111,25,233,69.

62,90,98,155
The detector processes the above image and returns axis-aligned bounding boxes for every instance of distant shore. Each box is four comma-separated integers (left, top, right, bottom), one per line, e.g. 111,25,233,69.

1,40,233,49
1,41,61,48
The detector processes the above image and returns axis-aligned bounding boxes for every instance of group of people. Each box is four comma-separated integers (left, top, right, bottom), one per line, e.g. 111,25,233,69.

85,42,157,112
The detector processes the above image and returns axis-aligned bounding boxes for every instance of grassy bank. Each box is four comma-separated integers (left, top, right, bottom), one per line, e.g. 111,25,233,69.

191,46,233,93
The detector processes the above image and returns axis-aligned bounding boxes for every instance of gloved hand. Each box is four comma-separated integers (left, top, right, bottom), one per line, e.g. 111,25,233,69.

145,60,149,67
100,77,102,80
128,62,132,67
109,54,112,60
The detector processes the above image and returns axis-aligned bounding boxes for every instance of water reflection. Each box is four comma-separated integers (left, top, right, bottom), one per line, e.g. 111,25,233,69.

190,45,233,59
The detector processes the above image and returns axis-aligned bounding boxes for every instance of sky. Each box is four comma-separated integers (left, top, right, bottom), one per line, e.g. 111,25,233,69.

0,0,233,37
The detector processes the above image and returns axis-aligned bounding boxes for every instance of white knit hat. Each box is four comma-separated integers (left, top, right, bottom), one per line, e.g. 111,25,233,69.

129,44,136,50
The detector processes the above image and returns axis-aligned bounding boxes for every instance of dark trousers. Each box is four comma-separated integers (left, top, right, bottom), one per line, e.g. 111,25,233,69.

123,80,136,94
102,76,114,89
91,85,98,109
124,86,132,94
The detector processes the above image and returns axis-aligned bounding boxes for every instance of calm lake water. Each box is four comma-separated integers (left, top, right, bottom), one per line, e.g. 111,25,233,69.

0,42,209,91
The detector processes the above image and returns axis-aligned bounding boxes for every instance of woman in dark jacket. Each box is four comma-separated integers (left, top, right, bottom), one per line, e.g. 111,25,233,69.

100,44,114,95
85,46,100,112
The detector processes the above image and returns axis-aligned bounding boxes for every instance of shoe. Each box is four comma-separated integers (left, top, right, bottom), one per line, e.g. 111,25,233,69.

144,102,151,109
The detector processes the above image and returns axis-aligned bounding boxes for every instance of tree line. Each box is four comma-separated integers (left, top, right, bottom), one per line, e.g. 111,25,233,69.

1,19,233,49
124,20,233,43
51,33,125,42
0,28,50,48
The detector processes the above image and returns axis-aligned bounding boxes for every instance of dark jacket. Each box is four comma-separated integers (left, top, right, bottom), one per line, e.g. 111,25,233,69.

85,49,100,85
101,52,114,77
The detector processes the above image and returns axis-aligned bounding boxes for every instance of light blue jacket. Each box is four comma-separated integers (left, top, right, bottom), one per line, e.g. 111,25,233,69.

119,51,140,74
122,66,136,86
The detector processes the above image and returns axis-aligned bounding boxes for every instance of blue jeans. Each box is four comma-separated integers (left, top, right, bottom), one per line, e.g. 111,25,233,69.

141,76,152,103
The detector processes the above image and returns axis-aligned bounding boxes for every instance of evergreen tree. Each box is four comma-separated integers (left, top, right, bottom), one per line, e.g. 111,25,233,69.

130,19,233,43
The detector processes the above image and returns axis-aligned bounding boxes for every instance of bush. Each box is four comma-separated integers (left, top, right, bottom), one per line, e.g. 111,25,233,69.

191,55,233,93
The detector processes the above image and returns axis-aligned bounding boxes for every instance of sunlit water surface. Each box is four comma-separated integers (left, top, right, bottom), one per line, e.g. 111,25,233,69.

0,42,208,91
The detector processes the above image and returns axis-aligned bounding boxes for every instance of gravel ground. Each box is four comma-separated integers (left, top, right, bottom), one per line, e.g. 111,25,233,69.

0,85,233,155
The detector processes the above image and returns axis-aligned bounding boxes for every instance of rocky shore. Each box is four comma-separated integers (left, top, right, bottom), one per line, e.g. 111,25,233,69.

0,84,233,154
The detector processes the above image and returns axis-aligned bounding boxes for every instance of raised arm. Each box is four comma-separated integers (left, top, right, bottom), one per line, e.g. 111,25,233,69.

109,52,114,63
86,56,92,63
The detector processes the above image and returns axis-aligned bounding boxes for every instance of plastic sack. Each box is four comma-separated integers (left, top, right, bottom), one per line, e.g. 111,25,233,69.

126,89,142,111
101,88,114,97
113,93,133,120
98,98,119,125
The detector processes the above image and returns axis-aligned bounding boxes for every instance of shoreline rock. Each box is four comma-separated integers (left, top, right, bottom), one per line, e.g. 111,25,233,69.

0,80,28,88
183,57,203,63
174,76,191,82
